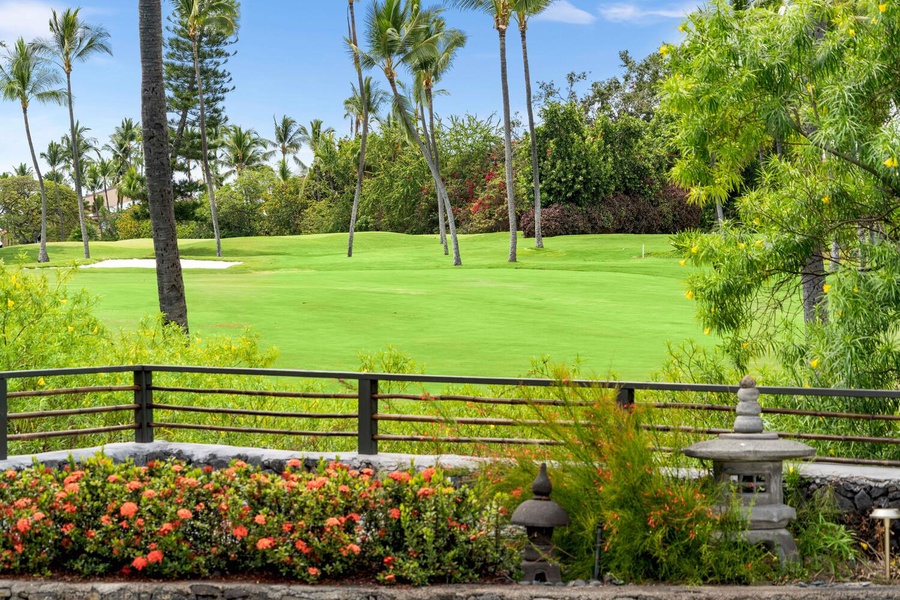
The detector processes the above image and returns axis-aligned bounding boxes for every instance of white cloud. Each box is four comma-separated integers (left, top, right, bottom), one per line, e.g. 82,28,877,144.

598,2,696,24
0,1,60,42
535,1,597,25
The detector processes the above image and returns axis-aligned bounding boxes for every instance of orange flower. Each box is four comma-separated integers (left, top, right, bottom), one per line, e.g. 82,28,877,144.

147,550,163,564
388,508,401,519
287,458,302,468
120,502,139,518
254,514,266,525
15,518,31,533
32,511,45,522
64,482,80,494
325,517,341,527
416,487,434,498
171,464,183,473
388,471,411,483
294,539,310,553
61,522,75,534
342,543,361,555
307,567,320,577
158,522,174,535
100,515,113,526
233,525,248,539
347,513,361,523
338,485,350,493
421,467,436,482
132,556,148,571
126,480,142,491
282,522,293,533
107,475,120,483
306,477,328,490
177,509,193,520
256,537,275,550
142,489,156,499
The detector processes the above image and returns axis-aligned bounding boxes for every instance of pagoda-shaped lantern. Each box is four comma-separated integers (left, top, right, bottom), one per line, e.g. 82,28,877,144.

511,463,569,583
683,376,815,561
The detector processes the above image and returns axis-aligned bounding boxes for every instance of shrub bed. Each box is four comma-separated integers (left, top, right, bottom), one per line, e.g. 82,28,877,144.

0,455,517,584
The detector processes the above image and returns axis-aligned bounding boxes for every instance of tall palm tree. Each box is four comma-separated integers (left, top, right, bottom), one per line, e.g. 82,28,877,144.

452,0,518,262
218,125,272,179
360,0,462,266
106,117,142,185
94,154,115,214
298,119,335,157
139,0,189,331
60,122,96,191
41,7,112,260
512,0,554,249
343,77,389,136
41,140,66,239
173,0,239,258
0,38,65,262
271,114,303,165
410,11,466,256
347,0,372,258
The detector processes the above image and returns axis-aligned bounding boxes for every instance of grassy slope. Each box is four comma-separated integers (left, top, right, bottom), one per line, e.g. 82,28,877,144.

3,233,706,379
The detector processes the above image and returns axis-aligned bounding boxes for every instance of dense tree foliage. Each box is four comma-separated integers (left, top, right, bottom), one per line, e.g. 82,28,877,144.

663,0,900,394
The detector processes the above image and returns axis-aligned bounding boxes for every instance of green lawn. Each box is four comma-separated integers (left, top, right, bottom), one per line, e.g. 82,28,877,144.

3,232,706,380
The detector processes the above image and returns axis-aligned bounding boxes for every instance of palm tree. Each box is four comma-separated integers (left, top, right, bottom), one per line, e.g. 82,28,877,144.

41,140,66,239
360,0,462,266
139,0,189,331
12,163,33,177
218,125,272,179
409,11,466,256
40,7,112,260
60,122,97,191
0,38,65,262
173,0,239,258
512,0,554,249
94,154,115,214
271,114,303,165
298,119,335,157
106,117,142,186
452,0,518,262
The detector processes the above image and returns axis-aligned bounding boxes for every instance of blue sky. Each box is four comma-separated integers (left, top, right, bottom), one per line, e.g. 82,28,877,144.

0,0,696,175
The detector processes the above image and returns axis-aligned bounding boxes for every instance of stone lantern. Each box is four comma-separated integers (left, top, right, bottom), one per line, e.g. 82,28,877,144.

682,376,815,562
511,463,569,583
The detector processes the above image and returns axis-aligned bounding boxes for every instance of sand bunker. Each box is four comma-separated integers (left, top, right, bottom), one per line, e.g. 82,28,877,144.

82,259,242,269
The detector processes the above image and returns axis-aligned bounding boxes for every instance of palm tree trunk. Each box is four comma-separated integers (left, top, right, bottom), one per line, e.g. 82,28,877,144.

56,181,64,241
192,36,222,258
520,22,542,249
66,72,90,258
425,88,448,255
348,0,368,258
23,108,49,263
498,26,517,263
139,0,189,331
387,77,461,266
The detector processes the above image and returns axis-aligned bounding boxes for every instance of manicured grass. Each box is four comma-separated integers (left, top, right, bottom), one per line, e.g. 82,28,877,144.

3,233,706,379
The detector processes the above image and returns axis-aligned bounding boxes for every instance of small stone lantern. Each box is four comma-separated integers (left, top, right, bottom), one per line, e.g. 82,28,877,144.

683,376,815,562
511,463,569,583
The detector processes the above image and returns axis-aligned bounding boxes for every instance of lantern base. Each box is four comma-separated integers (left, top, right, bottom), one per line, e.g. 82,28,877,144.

521,560,563,584
744,528,799,563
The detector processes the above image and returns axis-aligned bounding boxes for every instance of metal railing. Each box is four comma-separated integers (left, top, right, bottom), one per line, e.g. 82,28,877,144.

1,364,900,466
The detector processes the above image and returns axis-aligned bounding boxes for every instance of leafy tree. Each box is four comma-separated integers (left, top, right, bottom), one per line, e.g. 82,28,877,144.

139,0,189,331
0,176,78,244
512,0,554,248
0,38,65,262
663,0,900,392
451,0,518,262
165,13,235,166
40,7,112,260
270,114,305,168
172,0,240,258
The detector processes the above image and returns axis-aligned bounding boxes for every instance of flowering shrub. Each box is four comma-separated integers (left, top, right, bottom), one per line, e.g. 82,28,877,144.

0,455,516,584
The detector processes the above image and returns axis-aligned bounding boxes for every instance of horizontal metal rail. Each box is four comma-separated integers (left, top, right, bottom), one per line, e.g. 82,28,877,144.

0,364,898,466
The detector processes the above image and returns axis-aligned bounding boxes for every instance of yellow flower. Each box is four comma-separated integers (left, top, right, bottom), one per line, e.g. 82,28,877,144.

6,299,13,309
742,342,750,349
879,3,888,12
738,242,746,249
685,290,695,300
821,195,830,204
691,245,699,254
60,298,68,305
788,465,795,474
93,326,99,334
678,25,685,32
823,284,832,293
710,306,716,313
195,337,202,344
659,44,670,56
37,377,45,387
755,240,764,247
703,327,711,335
885,157,898,168
861,541,869,550
679,259,687,266
853,286,859,293
810,358,820,368
67,326,74,333
10,275,15,285
753,218,761,226
848,28,855,36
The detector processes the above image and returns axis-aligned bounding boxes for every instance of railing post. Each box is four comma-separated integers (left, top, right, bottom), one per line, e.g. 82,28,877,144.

616,385,635,409
134,368,154,444
0,377,7,460
358,377,378,455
